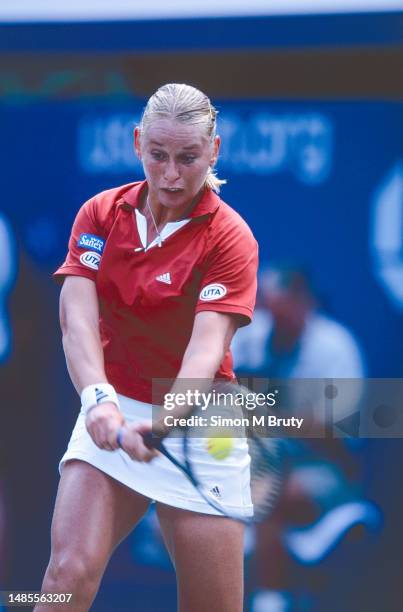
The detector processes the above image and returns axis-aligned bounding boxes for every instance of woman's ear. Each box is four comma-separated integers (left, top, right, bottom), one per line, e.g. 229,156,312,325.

210,134,221,167
134,127,142,160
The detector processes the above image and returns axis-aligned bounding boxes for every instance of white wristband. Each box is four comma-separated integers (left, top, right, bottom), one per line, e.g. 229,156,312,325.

80,383,120,415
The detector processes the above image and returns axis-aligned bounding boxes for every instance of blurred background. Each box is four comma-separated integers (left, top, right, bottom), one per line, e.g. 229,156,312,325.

0,1,403,610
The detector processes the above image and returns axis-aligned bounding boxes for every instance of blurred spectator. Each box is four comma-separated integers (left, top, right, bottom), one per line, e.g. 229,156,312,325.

232,264,365,612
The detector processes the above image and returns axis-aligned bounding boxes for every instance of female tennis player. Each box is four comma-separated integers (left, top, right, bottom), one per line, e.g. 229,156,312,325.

35,83,258,612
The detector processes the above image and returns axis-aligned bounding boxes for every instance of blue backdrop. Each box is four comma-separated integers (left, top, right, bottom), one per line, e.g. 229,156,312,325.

1,99,402,376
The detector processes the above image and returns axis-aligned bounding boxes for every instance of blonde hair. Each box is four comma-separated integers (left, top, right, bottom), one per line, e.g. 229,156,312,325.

139,83,226,193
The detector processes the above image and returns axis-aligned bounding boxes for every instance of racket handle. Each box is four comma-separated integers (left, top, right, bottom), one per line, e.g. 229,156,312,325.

117,428,164,451
142,430,164,451
116,427,124,449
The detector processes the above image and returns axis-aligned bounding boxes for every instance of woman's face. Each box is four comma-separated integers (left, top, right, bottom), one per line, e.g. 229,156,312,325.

135,118,220,212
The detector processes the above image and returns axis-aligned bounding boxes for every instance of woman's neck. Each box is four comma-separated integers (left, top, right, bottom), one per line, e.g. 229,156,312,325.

140,188,204,226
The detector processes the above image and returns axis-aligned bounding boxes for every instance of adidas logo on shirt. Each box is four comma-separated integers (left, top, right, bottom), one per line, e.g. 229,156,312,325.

156,273,172,285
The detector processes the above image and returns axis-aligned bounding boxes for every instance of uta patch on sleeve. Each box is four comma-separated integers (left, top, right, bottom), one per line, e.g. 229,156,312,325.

199,283,227,301
77,233,105,254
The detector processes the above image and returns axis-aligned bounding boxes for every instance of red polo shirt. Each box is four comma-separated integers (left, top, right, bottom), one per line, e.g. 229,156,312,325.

54,181,258,403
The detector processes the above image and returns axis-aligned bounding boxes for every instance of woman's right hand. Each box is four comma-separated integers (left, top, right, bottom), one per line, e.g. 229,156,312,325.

117,421,159,463
85,402,125,451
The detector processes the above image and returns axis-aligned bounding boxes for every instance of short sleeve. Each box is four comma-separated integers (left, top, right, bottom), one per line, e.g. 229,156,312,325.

53,197,106,283
196,223,258,326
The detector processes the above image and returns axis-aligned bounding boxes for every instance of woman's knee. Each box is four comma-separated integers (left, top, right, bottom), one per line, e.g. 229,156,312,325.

46,552,104,590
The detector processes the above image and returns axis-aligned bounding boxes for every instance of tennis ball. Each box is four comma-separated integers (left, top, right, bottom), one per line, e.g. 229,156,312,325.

206,435,234,461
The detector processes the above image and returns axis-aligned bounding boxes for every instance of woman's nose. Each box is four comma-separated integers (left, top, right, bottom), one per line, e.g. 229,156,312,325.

164,160,180,182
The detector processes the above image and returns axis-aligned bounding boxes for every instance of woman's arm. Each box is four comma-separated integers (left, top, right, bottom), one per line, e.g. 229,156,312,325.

60,276,156,459
123,310,240,454
60,276,106,393
178,310,239,380
60,276,124,451
114,309,240,459
150,311,240,434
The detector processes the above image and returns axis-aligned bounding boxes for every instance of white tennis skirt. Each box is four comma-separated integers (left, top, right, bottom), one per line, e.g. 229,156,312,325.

60,394,253,517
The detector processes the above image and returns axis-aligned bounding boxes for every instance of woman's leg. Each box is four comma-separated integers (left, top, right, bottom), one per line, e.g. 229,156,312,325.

157,503,244,612
35,459,151,612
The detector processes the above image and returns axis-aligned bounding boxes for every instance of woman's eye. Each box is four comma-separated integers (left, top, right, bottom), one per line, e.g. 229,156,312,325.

182,155,196,164
151,151,165,161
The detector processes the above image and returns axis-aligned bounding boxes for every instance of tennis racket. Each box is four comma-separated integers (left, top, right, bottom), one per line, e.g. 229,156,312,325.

142,385,285,523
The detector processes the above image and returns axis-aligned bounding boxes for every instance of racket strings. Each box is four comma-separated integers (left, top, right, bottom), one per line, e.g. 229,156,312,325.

157,381,286,523
248,436,284,522
203,382,286,522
